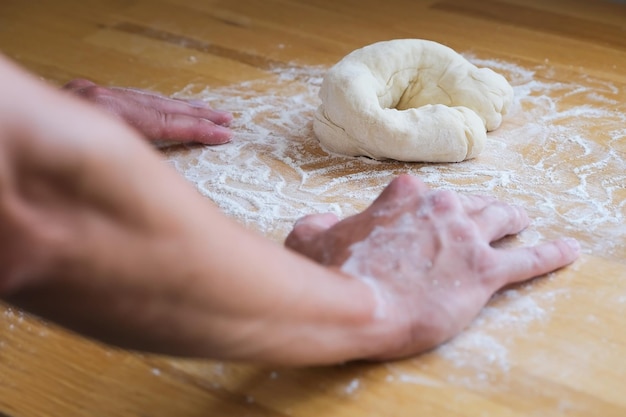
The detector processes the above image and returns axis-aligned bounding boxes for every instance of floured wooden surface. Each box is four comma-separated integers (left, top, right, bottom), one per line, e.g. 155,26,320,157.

131,55,626,416
164,56,626,260
2,0,626,415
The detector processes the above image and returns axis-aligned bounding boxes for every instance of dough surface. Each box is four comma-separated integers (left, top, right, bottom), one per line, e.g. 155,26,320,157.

313,39,514,162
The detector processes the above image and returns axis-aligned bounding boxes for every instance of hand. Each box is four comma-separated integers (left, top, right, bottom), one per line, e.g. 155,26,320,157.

63,79,233,145
285,174,580,360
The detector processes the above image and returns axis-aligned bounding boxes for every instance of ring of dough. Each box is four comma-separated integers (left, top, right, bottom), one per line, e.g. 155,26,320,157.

313,39,514,162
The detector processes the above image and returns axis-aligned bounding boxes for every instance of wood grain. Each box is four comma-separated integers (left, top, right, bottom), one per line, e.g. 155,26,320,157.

1,0,626,416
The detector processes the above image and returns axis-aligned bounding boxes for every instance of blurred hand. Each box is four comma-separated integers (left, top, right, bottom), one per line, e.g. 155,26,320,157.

63,79,233,145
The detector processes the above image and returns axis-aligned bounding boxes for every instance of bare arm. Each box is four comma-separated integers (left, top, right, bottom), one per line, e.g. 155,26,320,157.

0,55,381,365
0,54,579,366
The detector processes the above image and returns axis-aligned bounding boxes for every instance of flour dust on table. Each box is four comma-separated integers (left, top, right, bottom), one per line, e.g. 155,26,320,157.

164,53,626,389
166,56,626,261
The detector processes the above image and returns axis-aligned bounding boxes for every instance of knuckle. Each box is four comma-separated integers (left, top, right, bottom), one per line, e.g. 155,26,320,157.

428,189,460,213
76,86,118,110
149,109,170,136
80,85,108,100
489,202,517,224
155,109,169,125
523,246,546,275
464,241,492,267
451,220,477,241
477,250,499,276
456,242,498,283
506,204,529,230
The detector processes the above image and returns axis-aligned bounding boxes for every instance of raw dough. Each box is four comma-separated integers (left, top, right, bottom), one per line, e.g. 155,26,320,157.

313,39,514,162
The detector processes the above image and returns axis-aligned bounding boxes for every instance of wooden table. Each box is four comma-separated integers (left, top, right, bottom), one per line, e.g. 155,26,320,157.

1,0,626,415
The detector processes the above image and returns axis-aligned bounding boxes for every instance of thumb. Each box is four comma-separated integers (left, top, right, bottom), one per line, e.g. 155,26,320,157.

285,213,339,254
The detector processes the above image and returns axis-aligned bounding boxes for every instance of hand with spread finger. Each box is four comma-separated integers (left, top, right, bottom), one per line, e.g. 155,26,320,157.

63,79,233,145
285,174,580,360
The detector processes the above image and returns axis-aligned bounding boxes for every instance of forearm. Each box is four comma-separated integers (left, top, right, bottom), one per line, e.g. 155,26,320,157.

1,141,385,365
171,218,386,365
0,54,384,365
6,206,384,365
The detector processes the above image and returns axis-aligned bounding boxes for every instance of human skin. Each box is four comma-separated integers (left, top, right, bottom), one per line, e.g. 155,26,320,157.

0,54,580,366
62,78,234,145
285,180,581,360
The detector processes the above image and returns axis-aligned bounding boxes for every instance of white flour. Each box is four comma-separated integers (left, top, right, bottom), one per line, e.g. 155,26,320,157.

167,57,626,259
164,56,625,385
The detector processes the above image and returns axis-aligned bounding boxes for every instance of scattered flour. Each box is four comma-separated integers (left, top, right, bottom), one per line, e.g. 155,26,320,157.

164,56,626,385
167,57,626,259
343,378,360,395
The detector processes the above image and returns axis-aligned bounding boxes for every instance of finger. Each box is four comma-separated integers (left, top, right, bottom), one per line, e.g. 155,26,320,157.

62,78,96,91
111,87,233,126
64,88,233,144
457,193,497,213
80,92,233,144
180,99,234,126
293,213,340,235
494,238,581,287
140,111,233,145
472,202,530,241
285,213,340,250
370,174,430,211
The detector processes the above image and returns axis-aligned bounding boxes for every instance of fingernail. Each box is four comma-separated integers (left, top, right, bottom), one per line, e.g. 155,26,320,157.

211,122,231,132
201,122,233,144
219,111,234,125
563,237,581,253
